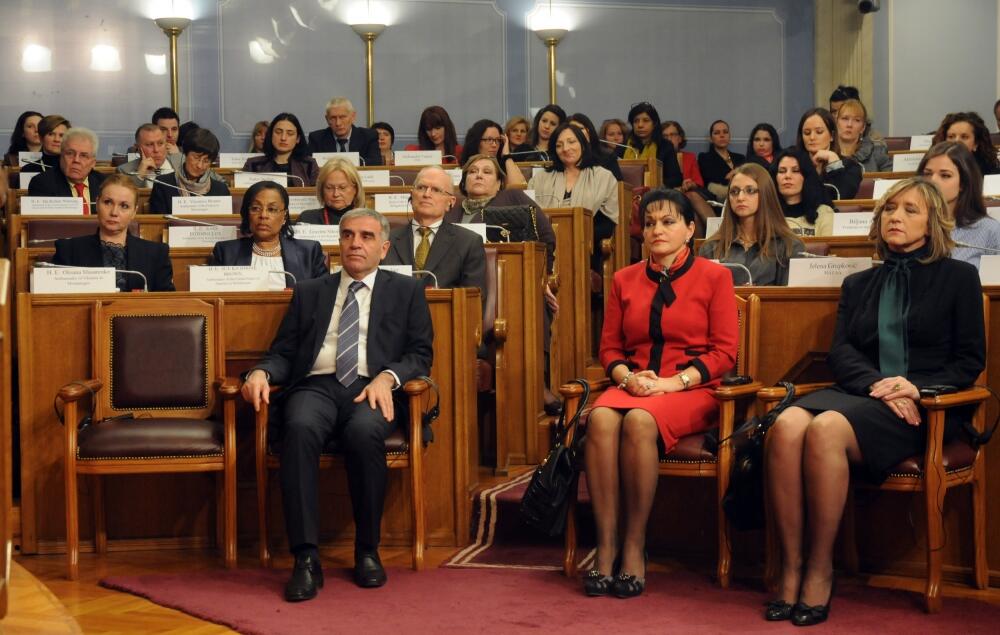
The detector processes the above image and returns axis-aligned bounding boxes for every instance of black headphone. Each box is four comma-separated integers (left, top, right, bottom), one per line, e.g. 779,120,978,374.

418,375,440,435
53,381,97,431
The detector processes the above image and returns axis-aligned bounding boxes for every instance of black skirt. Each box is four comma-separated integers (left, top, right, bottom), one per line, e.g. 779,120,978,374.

792,386,965,484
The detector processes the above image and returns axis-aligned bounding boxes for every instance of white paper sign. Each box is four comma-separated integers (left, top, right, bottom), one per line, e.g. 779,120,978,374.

19,172,38,188
705,216,723,237
292,224,340,245
395,150,442,166
831,212,873,236
909,135,934,151
21,196,84,215
218,153,264,168
987,206,1000,222
982,174,1000,197
359,170,391,187
167,225,238,247
234,172,287,188
189,266,269,292
787,257,872,287
979,255,1000,285
18,151,42,167
31,266,117,293
288,195,316,215
172,195,233,215
892,153,923,172
456,222,488,242
374,193,411,212
445,168,462,186
313,151,360,167
872,179,900,200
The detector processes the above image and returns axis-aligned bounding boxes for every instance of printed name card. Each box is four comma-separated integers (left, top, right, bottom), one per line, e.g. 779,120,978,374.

19,172,38,188
31,266,117,293
18,151,42,167
872,178,900,200
234,172,287,188
831,211,873,236
787,257,872,287
909,135,934,150
705,216,723,237
456,223,488,242
292,224,340,245
21,196,84,215
218,153,263,168
891,153,923,172
359,170,390,187
374,193,411,212
288,195,316,214
445,168,462,186
979,255,1000,285
394,150,442,166
313,151,360,167
167,225,238,248
189,266,269,292
171,195,233,215
982,174,1000,197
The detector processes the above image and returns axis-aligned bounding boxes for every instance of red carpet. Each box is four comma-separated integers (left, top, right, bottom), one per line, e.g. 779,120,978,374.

101,566,1000,634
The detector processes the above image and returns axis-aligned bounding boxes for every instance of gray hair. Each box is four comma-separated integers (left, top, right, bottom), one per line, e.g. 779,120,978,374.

62,127,99,155
325,97,355,114
341,207,390,241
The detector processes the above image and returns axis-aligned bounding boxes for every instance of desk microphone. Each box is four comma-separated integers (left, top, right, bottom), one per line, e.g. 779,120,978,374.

507,150,549,162
37,261,148,291
270,269,297,288
955,240,1000,254
388,175,406,185
718,262,753,286
20,157,54,172
600,140,641,159
793,251,838,258
412,269,439,288
125,171,205,196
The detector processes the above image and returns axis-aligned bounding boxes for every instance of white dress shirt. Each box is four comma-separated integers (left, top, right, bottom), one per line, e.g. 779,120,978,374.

310,268,379,378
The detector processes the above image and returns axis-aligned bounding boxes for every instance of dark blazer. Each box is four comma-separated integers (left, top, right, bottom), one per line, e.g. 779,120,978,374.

242,155,319,187
209,235,327,285
307,125,382,166
383,220,486,295
697,149,746,189
297,206,349,225
148,172,231,213
254,269,433,399
28,165,105,199
52,232,175,291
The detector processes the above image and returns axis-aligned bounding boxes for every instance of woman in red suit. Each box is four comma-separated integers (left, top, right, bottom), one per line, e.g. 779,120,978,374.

583,188,738,598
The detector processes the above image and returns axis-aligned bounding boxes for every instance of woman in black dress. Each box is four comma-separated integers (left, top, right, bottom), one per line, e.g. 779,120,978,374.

764,177,985,626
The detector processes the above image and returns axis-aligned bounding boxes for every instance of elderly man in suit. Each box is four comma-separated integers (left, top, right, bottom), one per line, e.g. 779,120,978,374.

242,208,433,601
27,127,105,213
307,97,382,166
383,166,486,294
117,124,183,187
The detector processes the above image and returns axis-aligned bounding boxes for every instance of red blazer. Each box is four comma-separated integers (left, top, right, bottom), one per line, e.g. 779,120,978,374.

680,151,704,187
600,257,738,385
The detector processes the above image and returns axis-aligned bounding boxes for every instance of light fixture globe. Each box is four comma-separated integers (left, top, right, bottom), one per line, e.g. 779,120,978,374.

533,27,567,43
154,16,191,34
351,23,386,38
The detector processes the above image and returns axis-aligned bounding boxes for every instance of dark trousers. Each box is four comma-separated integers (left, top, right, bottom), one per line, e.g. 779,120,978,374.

279,374,397,555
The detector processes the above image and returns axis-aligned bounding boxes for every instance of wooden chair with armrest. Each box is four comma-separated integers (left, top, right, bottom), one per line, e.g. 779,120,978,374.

57,297,238,580
757,297,990,612
560,293,761,587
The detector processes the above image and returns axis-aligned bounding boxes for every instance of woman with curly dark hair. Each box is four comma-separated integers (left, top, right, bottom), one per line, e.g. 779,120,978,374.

932,111,999,176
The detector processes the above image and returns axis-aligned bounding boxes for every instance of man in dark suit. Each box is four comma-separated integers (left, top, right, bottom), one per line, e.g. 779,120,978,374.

27,127,106,211
242,208,432,601
306,97,382,165
383,166,486,295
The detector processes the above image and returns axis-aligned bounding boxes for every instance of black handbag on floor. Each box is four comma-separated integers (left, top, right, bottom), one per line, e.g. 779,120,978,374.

721,381,796,531
519,379,590,536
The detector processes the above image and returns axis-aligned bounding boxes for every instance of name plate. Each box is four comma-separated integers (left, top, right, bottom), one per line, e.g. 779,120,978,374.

979,255,1000,285
705,216,723,237
31,266,118,293
167,225,238,248
831,211,873,236
234,172,287,188
172,195,232,215
891,153,923,172
872,178,900,200
288,195,316,214
218,152,263,168
21,196,84,215
189,266,269,292
445,168,462,186
292,224,340,245
18,151,41,167
359,170,390,187
787,257,872,287
395,150,442,166
374,193,411,212
19,172,38,188
983,174,1000,197
456,222,487,242
313,151,360,167
909,135,934,150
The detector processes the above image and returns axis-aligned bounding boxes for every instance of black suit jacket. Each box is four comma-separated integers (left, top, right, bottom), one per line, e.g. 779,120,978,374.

383,220,486,296
307,126,382,166
52,232,175,291
209,235,327,286
148,172,231,213
28,166,106,200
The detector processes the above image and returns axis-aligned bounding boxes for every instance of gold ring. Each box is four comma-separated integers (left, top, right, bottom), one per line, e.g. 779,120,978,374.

892,383,901,391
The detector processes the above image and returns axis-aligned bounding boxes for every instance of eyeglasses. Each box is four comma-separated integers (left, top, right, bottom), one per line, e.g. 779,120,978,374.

728,186,760,198
323,183,355,193
248,205,286,216
413,184,452,197
480,137,501,145
187,154,212,167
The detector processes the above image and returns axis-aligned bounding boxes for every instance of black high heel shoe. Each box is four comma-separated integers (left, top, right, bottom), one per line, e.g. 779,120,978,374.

764,600,794,621
612,550,647,599
582,552,621,597
791,577,836,627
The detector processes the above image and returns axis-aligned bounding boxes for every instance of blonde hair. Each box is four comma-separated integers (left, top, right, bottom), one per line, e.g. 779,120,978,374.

707,162,799,262
869,177,953,263
504,116,530,136
315,158,365,209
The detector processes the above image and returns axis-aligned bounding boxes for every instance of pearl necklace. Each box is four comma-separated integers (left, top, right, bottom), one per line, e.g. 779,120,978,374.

252,242,282,257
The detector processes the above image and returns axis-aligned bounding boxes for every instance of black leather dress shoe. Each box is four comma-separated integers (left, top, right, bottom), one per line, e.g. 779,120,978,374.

285,554,324,602
354,552,387,588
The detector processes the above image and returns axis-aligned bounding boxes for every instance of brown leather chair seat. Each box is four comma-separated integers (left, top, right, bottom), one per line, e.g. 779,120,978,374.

77,418,223,459
660,433,716,463
888,440,977,477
